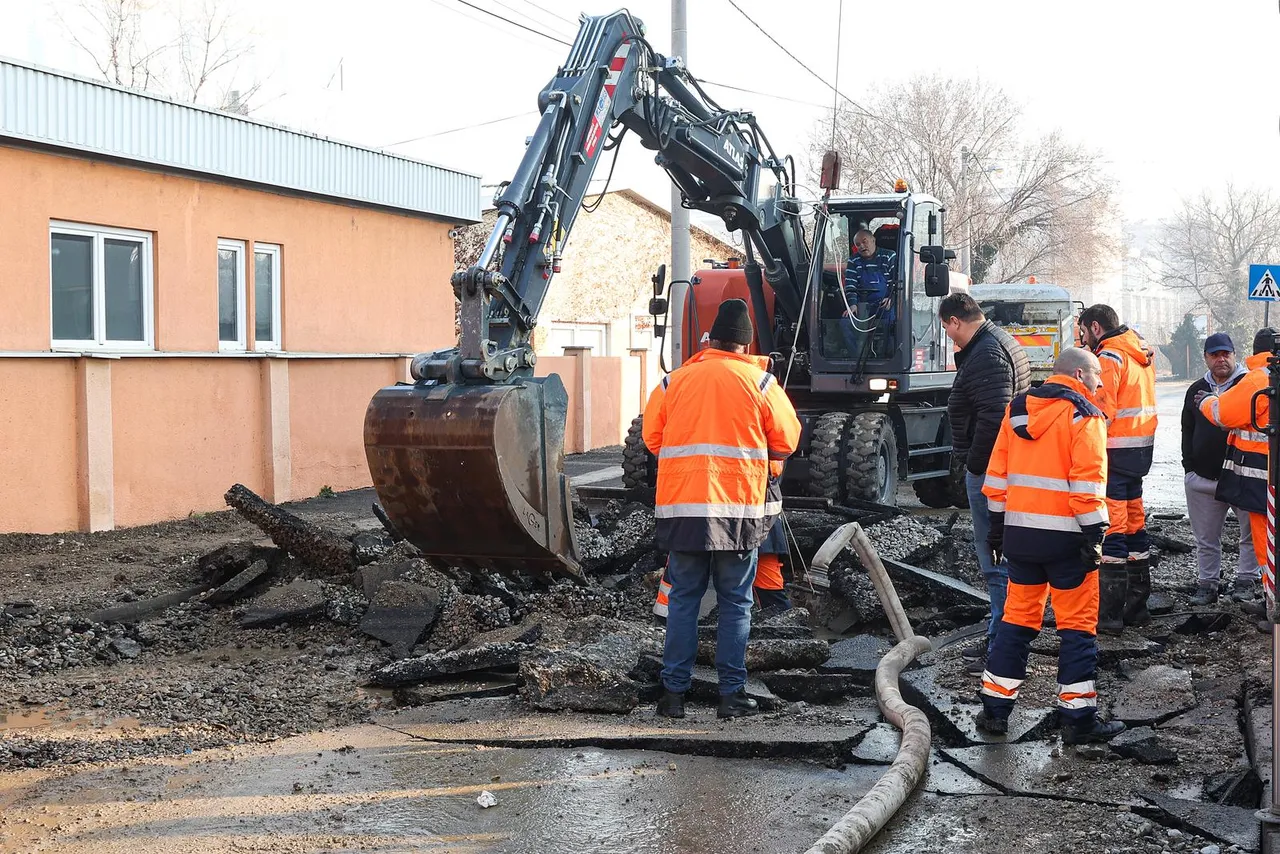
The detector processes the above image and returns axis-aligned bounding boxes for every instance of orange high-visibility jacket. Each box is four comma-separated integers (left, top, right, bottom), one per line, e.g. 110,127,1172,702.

1093,326,1157,478
983,374,1110,558
643,348,801,552
1199,351,1270,514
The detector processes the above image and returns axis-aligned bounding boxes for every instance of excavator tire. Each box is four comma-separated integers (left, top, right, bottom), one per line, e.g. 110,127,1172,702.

912,477,952,508
845,412,898,506
807,412,851,502
622,415,656,489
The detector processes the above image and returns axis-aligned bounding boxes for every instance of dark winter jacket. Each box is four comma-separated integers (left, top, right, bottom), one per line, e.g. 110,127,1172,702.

1181,365,1248,481
948,321,1032,476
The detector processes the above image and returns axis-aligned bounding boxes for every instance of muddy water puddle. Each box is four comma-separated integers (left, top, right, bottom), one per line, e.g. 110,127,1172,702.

0,722,878,853
0,707,142,735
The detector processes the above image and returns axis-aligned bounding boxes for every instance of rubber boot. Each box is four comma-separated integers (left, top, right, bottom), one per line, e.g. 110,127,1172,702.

1123,559,1151,626
1098,565,1127,636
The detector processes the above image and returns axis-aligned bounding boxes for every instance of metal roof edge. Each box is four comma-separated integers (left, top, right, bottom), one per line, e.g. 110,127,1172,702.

0,54,481,181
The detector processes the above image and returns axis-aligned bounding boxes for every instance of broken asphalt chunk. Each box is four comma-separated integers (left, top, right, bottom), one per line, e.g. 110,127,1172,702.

761,670,869,704
370,643,530,687
237,579,329,629
359,581,446,656
1111,665,1195,725
695,638,829,672
351,530,396,565
204,559,274,605
685,665,780,712
224,483,354,575
519,634,653,714
1139,792,1260,852
1109,726,1179,764
818,634,893,682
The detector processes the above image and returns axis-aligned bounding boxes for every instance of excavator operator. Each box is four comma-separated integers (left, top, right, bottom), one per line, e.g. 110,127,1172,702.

841,228,898,359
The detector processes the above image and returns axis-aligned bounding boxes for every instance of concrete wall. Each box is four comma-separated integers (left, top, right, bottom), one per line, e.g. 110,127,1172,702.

0,144,455,533
0,145,456,353
536,348,648,454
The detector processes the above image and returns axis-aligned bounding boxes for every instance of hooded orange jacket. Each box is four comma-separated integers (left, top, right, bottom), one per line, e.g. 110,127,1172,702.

983,374,1110,558
1199,351,1270,513
1093,326,1157,479
643,348,801,552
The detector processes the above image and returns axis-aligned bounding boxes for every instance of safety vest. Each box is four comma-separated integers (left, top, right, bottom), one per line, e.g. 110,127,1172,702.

982,374,1110,558
1093,326,1157,478
643,348,801,552
1199,351,1270,514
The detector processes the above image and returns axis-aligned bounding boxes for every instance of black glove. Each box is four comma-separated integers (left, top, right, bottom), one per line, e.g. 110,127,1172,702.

1194,390,1212,408
987,511,1005,566
1080,522,1105,570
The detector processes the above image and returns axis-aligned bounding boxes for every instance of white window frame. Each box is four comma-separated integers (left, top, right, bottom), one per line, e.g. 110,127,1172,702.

546,321,609,354
252,242,282,352
49,221,154,351
217,239,247,352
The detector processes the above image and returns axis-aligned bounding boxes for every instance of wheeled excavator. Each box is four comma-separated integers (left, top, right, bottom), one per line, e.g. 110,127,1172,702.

363,9,961,581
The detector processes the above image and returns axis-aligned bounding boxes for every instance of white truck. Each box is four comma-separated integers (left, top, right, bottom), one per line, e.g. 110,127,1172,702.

969,282,1082,384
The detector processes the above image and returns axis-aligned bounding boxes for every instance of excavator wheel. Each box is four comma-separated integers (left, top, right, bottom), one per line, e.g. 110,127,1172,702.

621,415,656,489
363,375,583,583
912,477,953,509
807,412,850,502
845,412,898,506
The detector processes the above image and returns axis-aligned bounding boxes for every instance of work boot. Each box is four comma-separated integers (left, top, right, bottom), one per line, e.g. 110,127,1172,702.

1123,559,1151,626
965,655,987,677
717,690,760,719
1190,581,1219,607
1231,578,1259,602
656,690,686,719
976,709,1008,736
960,637,987,661
1098,566,1128,635
1062,718,1126,745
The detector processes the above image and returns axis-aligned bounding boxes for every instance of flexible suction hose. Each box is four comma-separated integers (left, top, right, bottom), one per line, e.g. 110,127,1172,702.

804,523,934,854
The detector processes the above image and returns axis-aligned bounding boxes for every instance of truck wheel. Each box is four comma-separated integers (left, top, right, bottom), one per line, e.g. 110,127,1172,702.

807,412,850,501
622,415,656,489
845,412,898,506
912,477,952,509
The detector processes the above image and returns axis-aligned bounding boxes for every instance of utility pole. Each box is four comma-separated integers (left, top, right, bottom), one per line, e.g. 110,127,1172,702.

959,146,972,278
668,0,691,368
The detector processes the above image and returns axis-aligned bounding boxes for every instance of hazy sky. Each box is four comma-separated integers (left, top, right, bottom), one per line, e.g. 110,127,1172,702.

5,0,1278,229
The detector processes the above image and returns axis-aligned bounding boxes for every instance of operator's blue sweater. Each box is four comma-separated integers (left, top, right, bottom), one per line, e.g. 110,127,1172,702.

843,249,898,320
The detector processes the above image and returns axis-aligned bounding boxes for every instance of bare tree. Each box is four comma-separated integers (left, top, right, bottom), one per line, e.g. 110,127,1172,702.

1155,185,1280,340
50,0,266,113
809,75,1116,287
53,0,171,90
175,0,261,111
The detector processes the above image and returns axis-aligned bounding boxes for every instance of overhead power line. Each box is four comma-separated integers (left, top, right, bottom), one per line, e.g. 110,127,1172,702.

452,0,572,45
381,111,539,148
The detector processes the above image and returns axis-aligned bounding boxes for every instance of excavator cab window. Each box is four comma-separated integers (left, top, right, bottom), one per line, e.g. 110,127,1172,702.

817,210,902,363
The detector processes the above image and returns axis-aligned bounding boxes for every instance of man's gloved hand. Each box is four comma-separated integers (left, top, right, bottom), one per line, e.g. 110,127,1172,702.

1080,522,1105,570
1194,389,1213,408
987,511,1005,566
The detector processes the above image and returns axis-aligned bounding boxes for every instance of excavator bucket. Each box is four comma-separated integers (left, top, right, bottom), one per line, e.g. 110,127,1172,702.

363,375,583,583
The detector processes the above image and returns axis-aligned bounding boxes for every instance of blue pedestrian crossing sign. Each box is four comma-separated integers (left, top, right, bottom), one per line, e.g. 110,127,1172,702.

1249,265,1280,301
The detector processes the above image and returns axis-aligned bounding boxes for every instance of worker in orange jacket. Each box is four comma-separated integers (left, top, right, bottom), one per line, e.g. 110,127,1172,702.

1198,327,1276,622
1078,304,1157,633
979,348,1126,744
643,299,801,719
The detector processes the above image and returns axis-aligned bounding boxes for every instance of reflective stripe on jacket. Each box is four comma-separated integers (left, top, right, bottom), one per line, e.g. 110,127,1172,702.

1199,351,1270,513
982,374,1110,559
643,348,801,552
1093,326,1157,478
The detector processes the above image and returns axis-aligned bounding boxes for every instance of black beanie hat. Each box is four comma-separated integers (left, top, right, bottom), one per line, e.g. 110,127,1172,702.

710,298,754,346
1254,327,1278,354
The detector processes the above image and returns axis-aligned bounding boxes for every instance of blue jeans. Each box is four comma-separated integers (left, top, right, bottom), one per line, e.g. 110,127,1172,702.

967,471,1008,643
661,549,758,695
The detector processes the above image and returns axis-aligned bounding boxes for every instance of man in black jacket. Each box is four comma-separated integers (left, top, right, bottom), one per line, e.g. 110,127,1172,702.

941,293,1032,674
1183,332,1258,605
